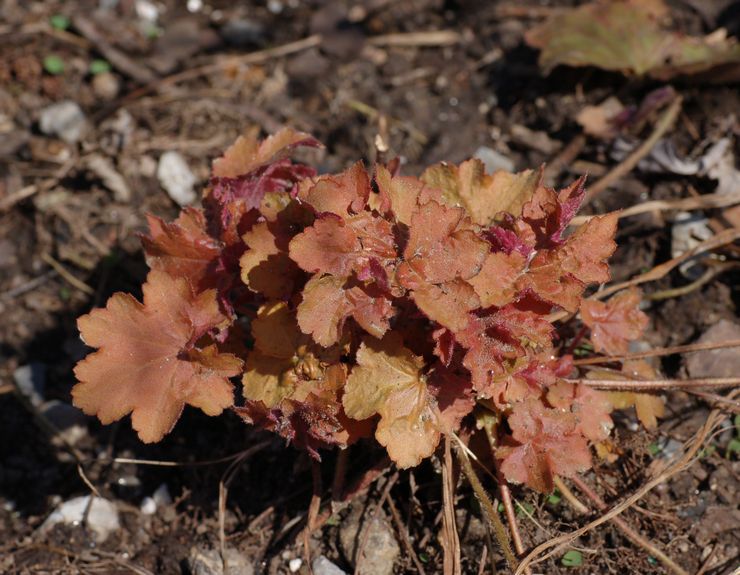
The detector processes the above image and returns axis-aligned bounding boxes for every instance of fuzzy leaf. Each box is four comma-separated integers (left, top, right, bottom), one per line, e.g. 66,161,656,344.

422,160,541,225
297,276,395,346
497,400,592,492
468,251,527,308
141,208,222,291
212,127,320,178
604,360,665,429
548,381,614,442
581,288,649,355
343,334,443,468
298,161,371,216
297,275,351,347
73,271,242,443
240,221,301,299
289,215,361,276
375,165,441,225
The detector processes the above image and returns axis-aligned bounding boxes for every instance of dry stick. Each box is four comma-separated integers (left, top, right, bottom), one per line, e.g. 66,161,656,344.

646,262,740,301
570,376,740,391
584,96,683,204
543,134,586,186
453,436,517,570
385,494,428,575
567,475,689,575
571,190,740,226
40,253,95,295
573,338,740,366
218,443,272,558
115,34,323,108
600,226,740,298
72,15,156,83
441,438,462,575
482,424,529,571
368,30,460,47
551,477,589,515
514,392,736,574
302,461,323,569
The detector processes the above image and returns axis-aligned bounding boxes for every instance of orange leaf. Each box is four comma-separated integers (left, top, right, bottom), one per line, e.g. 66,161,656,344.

72,271,242,443
547,381,614,442
212,127,319,178
298,161,371,216
403,200,487,283
468,251,527,308
497,399,592,492
422,159,541,225
343,334,443,468
375,165,441,225
141,208,221,291
289,215,361,276
581,288,649,355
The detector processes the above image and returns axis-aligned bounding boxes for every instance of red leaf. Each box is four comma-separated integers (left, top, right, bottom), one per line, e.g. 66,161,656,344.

581,288,649,355
73,271,242,443
497,400,592,492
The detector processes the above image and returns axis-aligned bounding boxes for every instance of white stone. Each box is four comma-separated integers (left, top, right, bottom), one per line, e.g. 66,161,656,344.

157,151,197,206
474,146,515,173
42,495,120,541
288,558,303,572
39,101,87,143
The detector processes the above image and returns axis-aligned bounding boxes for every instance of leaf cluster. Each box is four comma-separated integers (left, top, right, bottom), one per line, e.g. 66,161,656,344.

73,129,652,492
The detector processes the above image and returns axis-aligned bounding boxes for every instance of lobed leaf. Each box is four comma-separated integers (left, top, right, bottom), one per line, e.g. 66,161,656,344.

73,270,242,443
581,288,649,355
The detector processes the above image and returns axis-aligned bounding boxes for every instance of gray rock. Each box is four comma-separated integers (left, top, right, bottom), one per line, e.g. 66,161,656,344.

13,363,46,407
188,547,254,575
339,505,400,575
157,151,197,206
39,101,87,143
686,320,740,378
41,400,88,445
312,555,347,575
473,146,515,173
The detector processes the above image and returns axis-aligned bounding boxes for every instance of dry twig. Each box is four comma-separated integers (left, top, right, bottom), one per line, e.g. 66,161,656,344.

584,96,683,204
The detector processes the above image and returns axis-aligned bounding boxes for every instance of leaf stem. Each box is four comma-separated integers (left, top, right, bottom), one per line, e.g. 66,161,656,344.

452,436,517,570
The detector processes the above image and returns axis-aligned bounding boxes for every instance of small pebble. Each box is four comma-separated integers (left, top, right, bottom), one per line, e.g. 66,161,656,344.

42,496,120,541
312,555,347,575
288,558,302,572
39,101,87,143
474,146,515,173
157,151,197,206
92,72,120,101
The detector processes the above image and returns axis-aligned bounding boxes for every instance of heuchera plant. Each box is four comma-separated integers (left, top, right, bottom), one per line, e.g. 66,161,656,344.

72,129,650,493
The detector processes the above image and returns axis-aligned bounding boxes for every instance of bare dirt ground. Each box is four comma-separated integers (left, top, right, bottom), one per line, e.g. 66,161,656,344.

1,1,739,574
